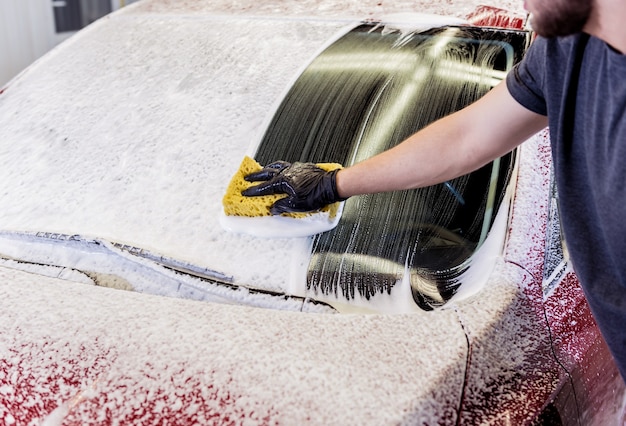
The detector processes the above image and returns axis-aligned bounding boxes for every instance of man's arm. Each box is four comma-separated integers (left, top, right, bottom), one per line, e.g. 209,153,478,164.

335,81,548,198
242,81,548,214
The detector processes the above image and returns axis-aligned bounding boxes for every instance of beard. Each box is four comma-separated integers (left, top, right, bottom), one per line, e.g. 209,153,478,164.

529,0,593,37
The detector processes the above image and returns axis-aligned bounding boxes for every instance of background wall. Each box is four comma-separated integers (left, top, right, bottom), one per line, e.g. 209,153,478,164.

0,0,139,88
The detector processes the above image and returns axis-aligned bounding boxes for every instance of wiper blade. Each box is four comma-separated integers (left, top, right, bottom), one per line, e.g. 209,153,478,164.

0,231,336,313
110,240,233,284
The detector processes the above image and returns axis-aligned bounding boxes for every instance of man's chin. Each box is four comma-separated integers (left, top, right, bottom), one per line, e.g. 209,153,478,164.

528,14,587,37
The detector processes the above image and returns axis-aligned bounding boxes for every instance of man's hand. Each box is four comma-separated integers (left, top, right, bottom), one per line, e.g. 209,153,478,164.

242,161,346,215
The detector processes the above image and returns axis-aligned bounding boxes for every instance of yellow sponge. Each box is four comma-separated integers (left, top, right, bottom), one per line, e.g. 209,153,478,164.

223,156,343,218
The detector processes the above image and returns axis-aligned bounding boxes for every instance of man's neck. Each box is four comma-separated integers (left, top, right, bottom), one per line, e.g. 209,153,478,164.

585,0,626,54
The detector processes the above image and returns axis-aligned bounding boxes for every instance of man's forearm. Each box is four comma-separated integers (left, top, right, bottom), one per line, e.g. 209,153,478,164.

334,82,548,199
335,112,483,197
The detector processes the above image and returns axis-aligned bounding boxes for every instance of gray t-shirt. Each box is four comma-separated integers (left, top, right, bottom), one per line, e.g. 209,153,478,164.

506,33,626,381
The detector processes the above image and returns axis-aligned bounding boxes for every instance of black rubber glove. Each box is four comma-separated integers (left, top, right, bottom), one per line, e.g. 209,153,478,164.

242,161,347,215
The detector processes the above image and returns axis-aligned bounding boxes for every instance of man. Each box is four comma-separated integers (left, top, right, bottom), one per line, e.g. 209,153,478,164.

243,0,626,382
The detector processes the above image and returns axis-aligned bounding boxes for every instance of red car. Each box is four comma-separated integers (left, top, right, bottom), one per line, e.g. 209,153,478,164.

0,1,624,424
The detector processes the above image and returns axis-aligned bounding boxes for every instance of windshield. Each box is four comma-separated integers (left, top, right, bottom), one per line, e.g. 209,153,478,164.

254,24,529,309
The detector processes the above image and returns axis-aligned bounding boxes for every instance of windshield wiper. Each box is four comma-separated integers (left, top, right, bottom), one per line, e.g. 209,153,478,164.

0,231,336,313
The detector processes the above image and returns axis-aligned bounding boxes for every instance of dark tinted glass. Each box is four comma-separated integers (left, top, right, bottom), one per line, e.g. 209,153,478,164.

255,24,530,309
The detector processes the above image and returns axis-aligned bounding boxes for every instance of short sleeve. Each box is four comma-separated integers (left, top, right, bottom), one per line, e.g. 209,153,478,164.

506,37,548,116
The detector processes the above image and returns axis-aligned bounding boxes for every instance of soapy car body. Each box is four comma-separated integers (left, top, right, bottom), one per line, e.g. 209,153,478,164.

0,1,623,424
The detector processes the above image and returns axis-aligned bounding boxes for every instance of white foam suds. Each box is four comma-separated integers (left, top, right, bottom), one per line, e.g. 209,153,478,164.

378,12,468,36
219,202,344,238
447,196,511,303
